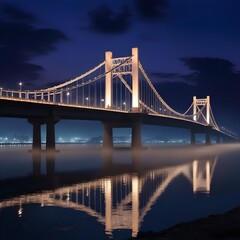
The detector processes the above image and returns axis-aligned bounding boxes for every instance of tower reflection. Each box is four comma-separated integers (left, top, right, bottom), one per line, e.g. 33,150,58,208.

0,150,218,237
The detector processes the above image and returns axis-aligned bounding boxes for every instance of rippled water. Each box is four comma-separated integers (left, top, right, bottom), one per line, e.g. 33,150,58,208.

0,144,240,240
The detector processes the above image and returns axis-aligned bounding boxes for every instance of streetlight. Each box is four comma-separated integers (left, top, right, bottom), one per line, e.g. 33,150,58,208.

19,82,22,91
101,98,104,108
18,82,23,98
67,92,70,104
123,102,126,111
86,97,89,106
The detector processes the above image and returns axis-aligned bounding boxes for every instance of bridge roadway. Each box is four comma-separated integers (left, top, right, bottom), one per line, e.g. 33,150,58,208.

0,97,234,150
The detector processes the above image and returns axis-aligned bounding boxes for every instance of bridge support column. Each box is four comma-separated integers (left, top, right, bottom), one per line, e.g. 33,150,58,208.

206,132,211,145
28,118,43,151
131,48,140,112
103,123,113,149
46,117,59,151
131,122,142,149
190,129,196,145
216,135,220,144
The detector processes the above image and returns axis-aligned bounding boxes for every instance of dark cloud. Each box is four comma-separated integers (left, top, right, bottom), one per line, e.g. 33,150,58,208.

151,72,181,83
180,57,240,101
150,72,197,85
89,4,131,34
135,0,168,20
0,4,67,88
1,3,36,22
151,72,179,78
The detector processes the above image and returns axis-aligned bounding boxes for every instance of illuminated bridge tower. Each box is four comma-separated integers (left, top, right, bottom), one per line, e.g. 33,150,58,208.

105,48,140,112
191,96,212,145
103,48,142,149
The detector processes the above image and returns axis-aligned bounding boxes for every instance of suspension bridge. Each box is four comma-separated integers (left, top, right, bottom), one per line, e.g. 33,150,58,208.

0,151,217,237
0,48,238,149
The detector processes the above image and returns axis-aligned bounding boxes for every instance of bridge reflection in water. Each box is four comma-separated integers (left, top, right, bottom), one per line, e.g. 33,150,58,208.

0,149,218,237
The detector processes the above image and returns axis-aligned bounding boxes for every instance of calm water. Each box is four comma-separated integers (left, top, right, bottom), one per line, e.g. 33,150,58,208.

0,144,240,240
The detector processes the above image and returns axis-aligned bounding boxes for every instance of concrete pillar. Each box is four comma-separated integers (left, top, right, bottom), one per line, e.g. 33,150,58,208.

131,122,142,149
105,51,113,109
191,129,195,144
206,132,211,145
131,48,140,112
48,92,50,101
28,118,42,151
216,135,220,144
46,119,56,151
103,123,113,149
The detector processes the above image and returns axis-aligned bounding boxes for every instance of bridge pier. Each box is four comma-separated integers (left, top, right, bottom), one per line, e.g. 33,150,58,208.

216,135,221,144
190,130,196,145
131,122,142,149
206,132,211,145
103,123,113,149
102,121,142,149
28,118,44,151
46,117,59,151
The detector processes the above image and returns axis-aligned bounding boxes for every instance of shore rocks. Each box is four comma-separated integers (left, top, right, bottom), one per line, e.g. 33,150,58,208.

133,207,240,240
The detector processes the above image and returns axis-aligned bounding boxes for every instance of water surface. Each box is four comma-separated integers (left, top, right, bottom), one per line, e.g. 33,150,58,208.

0,144,240,239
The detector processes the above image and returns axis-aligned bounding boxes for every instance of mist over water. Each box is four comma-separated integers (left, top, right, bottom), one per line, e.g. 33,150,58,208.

0,144,240,239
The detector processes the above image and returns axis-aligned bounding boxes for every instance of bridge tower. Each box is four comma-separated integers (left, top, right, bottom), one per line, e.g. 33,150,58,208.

191,96,211,145
131,48,140,112
193,96,210,124
105,51,113,109
105,48,140,112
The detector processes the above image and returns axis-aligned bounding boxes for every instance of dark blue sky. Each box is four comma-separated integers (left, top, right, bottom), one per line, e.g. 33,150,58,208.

0,0,240,138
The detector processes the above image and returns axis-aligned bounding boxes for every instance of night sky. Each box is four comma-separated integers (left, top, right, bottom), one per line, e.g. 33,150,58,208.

0,0,240,138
